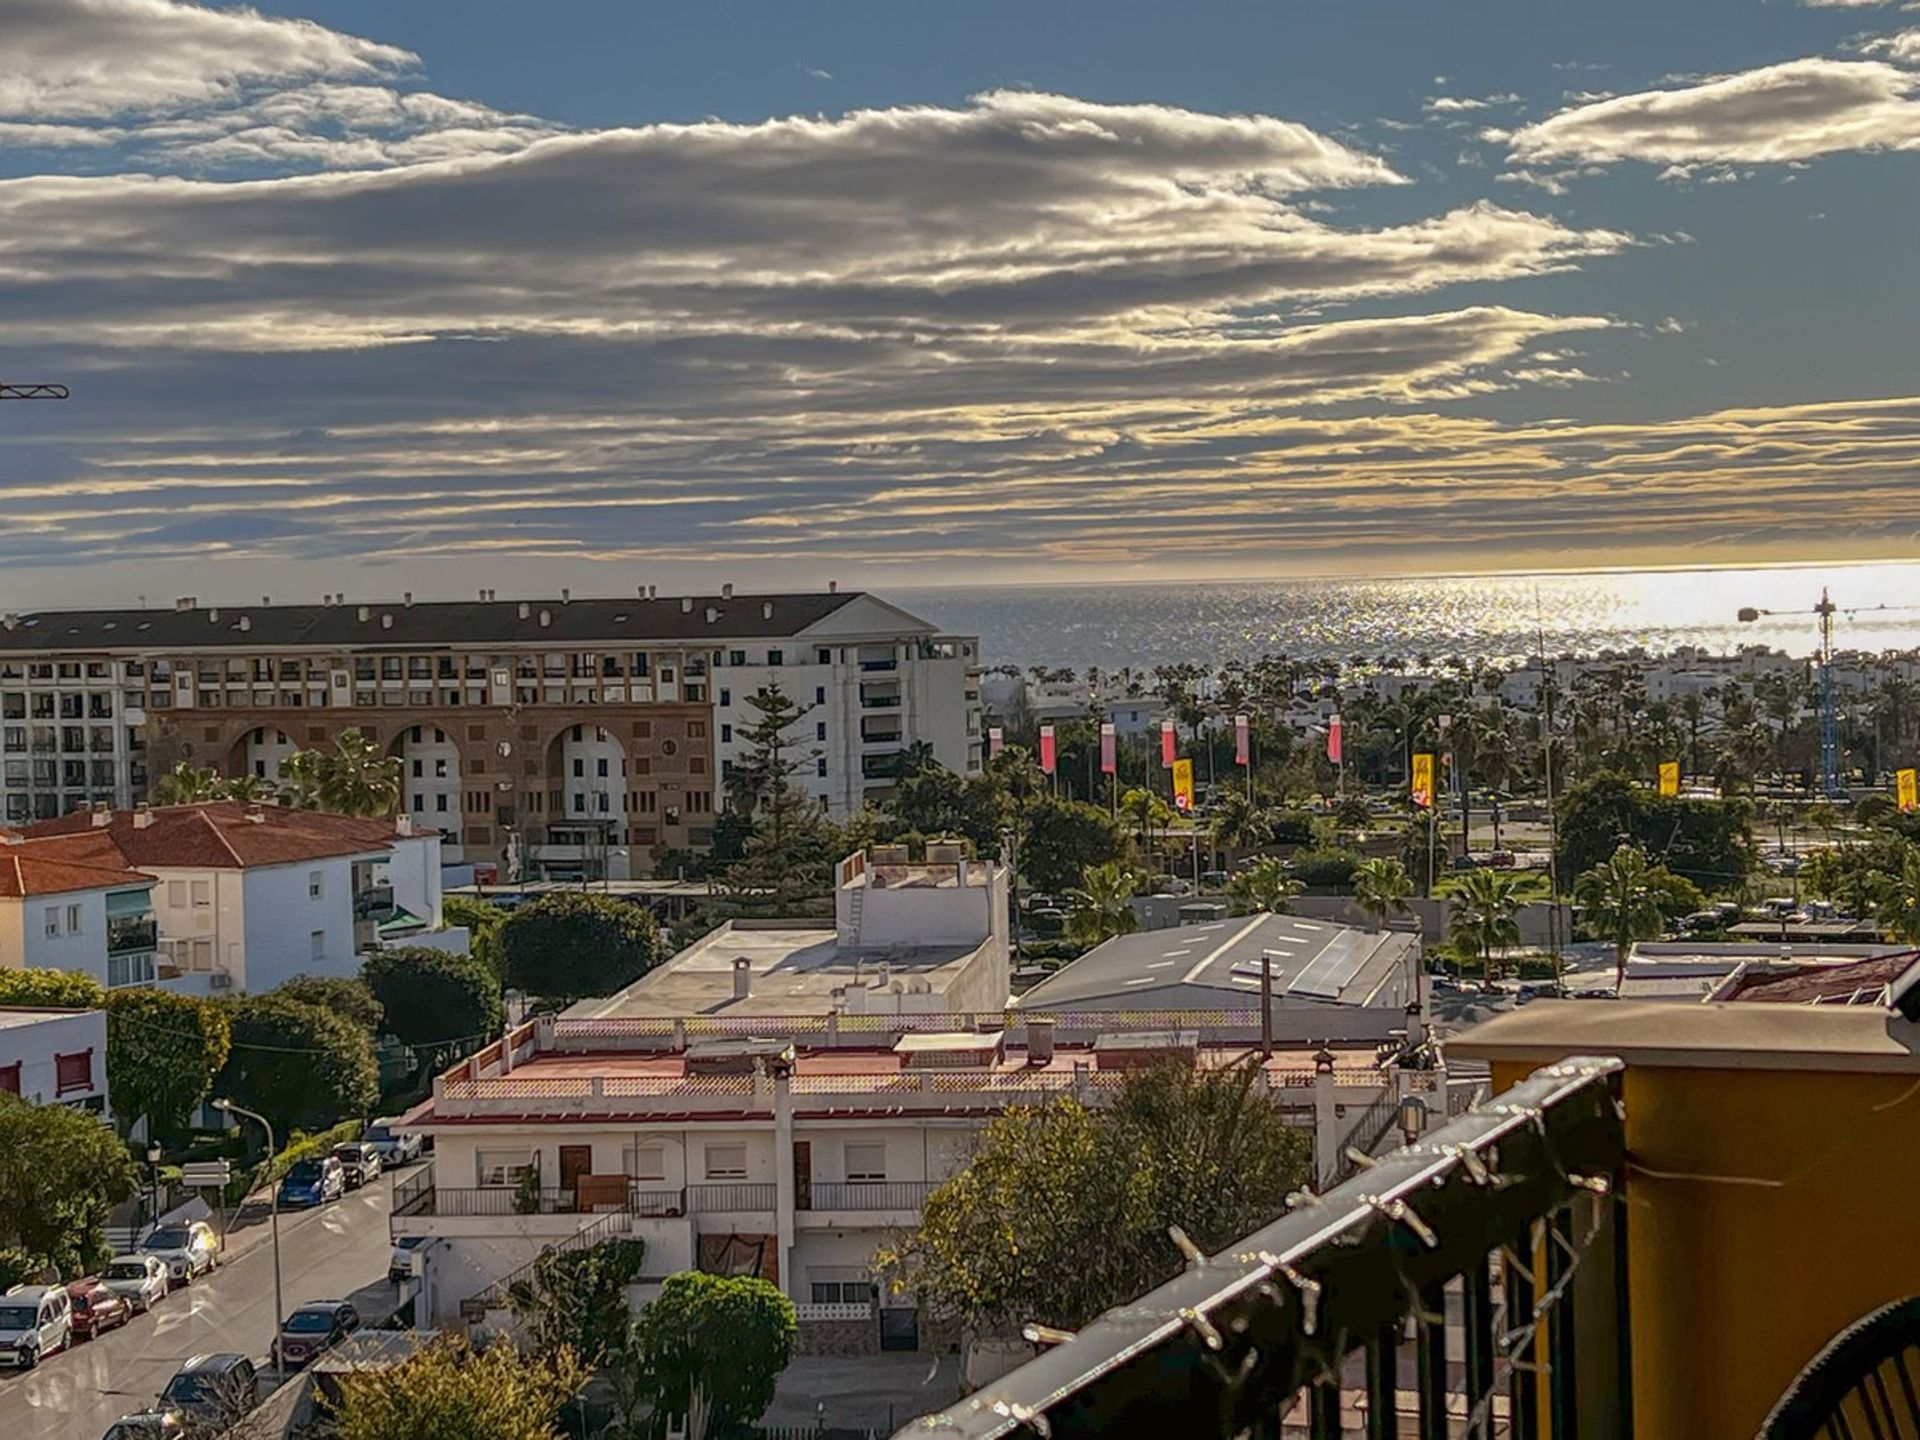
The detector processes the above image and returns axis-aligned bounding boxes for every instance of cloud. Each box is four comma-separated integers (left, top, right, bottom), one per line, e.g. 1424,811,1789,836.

0,0,413,120
1502,58,1920,171
1424,93,1524,114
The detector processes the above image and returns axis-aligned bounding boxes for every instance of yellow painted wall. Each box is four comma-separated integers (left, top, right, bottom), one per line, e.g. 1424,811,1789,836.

1491,1057,1920,1437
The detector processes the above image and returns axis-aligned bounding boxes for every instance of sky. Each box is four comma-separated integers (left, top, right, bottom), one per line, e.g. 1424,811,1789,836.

5,0,1920,605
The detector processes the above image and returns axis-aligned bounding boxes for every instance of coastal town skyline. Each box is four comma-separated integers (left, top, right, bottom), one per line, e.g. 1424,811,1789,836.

8,0,1920,599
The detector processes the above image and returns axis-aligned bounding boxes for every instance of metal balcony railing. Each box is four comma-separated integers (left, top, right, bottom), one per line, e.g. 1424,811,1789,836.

896,1055,1631,1440
688,1182,777,1213
804,1180,936,1212
391,1163,435,1218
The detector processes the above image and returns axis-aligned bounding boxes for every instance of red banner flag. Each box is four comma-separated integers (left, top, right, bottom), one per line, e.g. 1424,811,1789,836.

1038,724,1057,774
1099,722,1116,774
987,726,1003,759
1160,719,1177,767
1327,714,1343,766
1234,714,1250,767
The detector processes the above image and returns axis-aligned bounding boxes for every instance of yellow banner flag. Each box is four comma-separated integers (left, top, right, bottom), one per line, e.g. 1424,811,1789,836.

1659,761,1680,797
1411,752,1434,809
1899,768,1918,813
1172,758,1195,813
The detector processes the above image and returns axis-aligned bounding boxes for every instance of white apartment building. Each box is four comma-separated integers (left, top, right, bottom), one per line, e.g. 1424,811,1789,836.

0,655,148,821
0,1007,109,1112
7,803,447,995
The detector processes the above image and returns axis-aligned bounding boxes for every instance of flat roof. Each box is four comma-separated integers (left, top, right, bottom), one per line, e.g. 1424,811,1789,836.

565,921,990,1020
1016,914,1417,1011
0,1007,97,1030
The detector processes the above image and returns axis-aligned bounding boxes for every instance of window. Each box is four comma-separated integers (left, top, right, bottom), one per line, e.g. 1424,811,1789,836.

810,1280,869,1305
815,686,827,705
718,688,731,707
720,724,732,744
65,903,82,934
436,793,449,813
596,757,609,778
308,870,324,899
817,758,828,777
768,649,783,666
687,720,707,739
167,880,186,908
729,650,746,668
434,758,448,779
44,906,60,938
572,758,584,778
411,759,423,778
477,1151,535,1187
54,1050,92,1097
818,648,832,665
844,1143,886,1181
412,794,424,813
573,793,585,813
816,722,827,741
190,880,211,908
625,1146,666,1181
704,1144,747,1179
309,930,325,962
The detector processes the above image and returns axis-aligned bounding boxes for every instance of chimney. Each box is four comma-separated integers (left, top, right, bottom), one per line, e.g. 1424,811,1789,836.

395,814,413,836
133,805,153,829
828,580,838,594
90,803,111,827
1027,1017,1055,1066
721,583,733,600
680,597,694,614
262,597,270,606
175,597,196,611
561,588,571,604
357,605,371,622
238,616,251,632
381,613,393,629
706,607,720,624
649,585,658,598
732,956,751,1001
538,609,551,628
403,592,413,607
762,601,774,620
1,615,16,631
518,602,531,620
207,608,219,623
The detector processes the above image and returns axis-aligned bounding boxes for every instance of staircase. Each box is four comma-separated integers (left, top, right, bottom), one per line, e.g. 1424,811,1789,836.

457,1206,635,1326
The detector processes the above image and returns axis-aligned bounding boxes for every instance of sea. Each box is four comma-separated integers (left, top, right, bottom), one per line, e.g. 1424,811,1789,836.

893,560,1920,673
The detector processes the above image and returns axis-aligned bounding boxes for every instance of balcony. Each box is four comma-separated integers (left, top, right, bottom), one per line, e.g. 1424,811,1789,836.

107,916,159,955
391,1167,690,1224
803,1180,935,1212
352,883,395,922
687,1182,776,1213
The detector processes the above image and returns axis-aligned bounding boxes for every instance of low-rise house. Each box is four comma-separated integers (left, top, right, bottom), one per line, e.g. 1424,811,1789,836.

0,838,159,987
0,1006,108,1112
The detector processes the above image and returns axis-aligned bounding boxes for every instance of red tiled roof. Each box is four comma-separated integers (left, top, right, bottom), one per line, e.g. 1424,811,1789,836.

0,848,157,898
19,802,417,870
1722,951,1920,1005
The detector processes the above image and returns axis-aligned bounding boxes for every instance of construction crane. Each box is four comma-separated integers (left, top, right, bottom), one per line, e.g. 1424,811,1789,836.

1739,588,1920,798
0,383,69,400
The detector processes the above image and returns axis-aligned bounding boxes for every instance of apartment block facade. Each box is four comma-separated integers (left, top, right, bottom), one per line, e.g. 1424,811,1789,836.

0,590,981,876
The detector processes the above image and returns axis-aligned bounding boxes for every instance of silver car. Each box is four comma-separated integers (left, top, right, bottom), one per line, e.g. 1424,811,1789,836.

101,1255,170,1313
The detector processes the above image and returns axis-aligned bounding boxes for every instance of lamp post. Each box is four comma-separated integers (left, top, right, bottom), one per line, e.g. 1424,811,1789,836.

214,1098,285,1383
145,1142,163,1228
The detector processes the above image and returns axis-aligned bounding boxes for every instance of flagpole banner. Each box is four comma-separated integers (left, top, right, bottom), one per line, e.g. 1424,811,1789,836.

1172,757,1195,813
1100,722,1117,774
1327,713,1343,766
1900,767,1918,813
1658,761,1680,797
1160,719,1177,768
1234,714,1250,767
987,726,1003,759
1038,724,1057,774
1411,752,1434,809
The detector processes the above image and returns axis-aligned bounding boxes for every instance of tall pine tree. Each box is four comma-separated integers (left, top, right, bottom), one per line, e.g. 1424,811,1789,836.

723,682,834,913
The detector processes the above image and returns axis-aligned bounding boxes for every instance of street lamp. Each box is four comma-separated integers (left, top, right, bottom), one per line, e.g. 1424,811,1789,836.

213,1098,286,1383
145,1142,162,1228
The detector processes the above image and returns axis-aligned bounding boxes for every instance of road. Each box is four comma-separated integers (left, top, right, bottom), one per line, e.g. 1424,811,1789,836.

0,1180,395,1440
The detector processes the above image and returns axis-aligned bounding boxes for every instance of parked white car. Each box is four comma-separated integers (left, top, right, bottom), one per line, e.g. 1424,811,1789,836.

0,1284,72,1369
362,1119,422,1167
140,1221,219,1287
102,1255,171,1314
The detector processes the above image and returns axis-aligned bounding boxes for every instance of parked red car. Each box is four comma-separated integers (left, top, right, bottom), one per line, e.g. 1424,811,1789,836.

67,1278,134,1340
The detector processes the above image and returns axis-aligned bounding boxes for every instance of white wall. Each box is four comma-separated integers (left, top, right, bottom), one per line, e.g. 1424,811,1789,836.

240,856,360,992
11,889,111,982
382,833,444,930
0,1008,107,1108
151,865,245,987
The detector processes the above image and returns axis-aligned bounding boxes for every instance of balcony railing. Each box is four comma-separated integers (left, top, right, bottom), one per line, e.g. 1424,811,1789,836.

688,1182,776,1213
896,1055,1630,1440
804,1180,936,1212
393,1167,692,1222
353,884,396,922
107,918,159,956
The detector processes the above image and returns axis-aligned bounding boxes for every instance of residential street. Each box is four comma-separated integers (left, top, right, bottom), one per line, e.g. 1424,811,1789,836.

0,1180,395,1440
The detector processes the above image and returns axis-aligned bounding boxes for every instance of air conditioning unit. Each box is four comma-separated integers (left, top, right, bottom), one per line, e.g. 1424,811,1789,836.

208,969,234,991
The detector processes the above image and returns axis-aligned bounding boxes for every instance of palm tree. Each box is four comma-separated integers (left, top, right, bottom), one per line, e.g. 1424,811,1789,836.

219,772,280,803
1874,845,1920,944
1573,843,1667,990
1226,856,1302,916
1441,868,1529,986
1119,786,1173,869
1064,861,1144,948
1207,792,1266,867
283,728,401,817
1350,857,1414,932
148,763,226,806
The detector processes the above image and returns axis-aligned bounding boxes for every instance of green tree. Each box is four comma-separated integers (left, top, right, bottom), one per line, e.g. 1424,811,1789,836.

613,1271,797,1440
324,1335,586,1440
362,946,504,1056
0,968,106,1008
1020,798,1125,894
272,974,383,1033
1350,856,1414,931
0,1093,138,1286
282,728,401,817
442,896,508,984
1442,868,1530,986
881,1059,1308,1334
1874,845,1920,944
104,988,232,1135
1118,785,1173,865
1064,860,1143,948
722,682,834,912
215,994,378,1136
1556,771,1755,893
500,892,660,1004
1573,843,1669,989
1226,855,1302,916
148,762,227,805
507,1237,648,1365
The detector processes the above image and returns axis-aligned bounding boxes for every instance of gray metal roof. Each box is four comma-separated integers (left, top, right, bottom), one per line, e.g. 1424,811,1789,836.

1015,913,1418,1011
0,592,878,652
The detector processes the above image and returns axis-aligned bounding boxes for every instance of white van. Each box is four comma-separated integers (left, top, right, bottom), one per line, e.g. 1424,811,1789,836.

0,1284,72,1369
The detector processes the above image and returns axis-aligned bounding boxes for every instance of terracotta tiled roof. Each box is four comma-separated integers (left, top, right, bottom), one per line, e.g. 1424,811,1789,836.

1721,951,1920,1005
19,802,415,870
0,848,157,898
